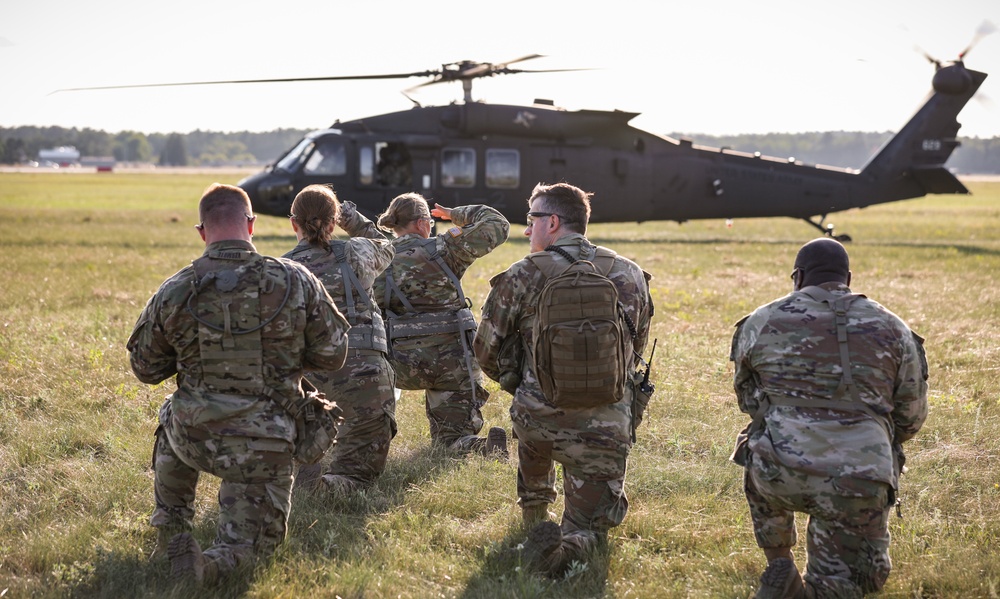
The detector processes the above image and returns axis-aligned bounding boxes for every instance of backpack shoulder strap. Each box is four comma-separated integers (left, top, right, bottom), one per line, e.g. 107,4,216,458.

329,242,358,321
421,237,470,308
799,286,868,405
589,246,618,276
527,244,587,280
382,270,414,318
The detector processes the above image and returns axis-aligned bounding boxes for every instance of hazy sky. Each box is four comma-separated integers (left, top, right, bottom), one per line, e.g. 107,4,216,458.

2,0,998,139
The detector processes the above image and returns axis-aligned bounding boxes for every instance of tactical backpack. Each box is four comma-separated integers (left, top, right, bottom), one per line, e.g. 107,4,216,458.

529,245,630,409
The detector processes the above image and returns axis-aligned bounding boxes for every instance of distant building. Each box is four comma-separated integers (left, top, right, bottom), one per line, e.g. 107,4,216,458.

38,146,80,167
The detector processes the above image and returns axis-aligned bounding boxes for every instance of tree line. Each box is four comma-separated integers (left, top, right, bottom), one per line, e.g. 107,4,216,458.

1,126,997,173
0,126,310,167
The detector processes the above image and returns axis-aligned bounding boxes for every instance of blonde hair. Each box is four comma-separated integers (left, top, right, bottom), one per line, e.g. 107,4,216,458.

291,185,341,248
377,192,431,234
199,183,252,228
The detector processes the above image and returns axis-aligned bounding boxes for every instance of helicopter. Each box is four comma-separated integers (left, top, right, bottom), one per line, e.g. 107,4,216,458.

60,53,988,240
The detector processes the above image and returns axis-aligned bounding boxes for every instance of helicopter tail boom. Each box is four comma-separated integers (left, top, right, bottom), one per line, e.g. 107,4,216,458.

857,64,986,205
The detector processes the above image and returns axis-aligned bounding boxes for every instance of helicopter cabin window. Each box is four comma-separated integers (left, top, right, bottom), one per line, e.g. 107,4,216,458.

302,139,347,176
486,149,519,188
359,146,374,185
376,142,412,187
441,148,475,188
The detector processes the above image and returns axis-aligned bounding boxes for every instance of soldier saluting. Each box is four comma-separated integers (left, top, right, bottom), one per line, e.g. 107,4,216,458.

374,193,511,458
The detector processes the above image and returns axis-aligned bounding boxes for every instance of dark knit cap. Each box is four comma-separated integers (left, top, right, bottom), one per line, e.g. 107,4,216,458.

794,238,850,282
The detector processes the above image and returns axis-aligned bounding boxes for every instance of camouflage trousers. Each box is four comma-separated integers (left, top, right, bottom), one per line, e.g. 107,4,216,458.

307,352,397,486
425,383,490,451
513,419,629,562
151,418,293,579
390,332,491,452
745,453,892,598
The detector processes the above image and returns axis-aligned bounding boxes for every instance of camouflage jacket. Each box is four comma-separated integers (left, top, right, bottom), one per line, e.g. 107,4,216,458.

730,282,929,487
127,239,350,442
475,233,653,441
283,201,394,330
374,204,509,316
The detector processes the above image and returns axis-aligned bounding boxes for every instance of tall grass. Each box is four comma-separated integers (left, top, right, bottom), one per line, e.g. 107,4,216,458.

1,173,998,598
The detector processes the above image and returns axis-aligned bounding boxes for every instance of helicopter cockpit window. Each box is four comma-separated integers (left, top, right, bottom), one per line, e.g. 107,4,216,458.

303,139,347,176
441,148,475,188
486,149,519,189
376,142,412,187
275,139,314,173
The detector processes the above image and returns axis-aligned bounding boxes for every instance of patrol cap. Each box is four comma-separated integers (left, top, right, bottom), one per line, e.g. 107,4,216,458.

794,238,850,281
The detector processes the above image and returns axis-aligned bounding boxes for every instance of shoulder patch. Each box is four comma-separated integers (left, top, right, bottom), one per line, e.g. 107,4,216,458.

448,226,463,237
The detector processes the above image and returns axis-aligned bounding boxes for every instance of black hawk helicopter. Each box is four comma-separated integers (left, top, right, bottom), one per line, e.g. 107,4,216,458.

60,52,988,240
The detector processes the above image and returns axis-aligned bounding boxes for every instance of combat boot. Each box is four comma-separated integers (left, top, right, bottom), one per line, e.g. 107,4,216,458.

150,525,187,562
755,557,805,599
522,520,567,577
167,532,207,584
521,504,555,528
484,427,509,461
321,473,362,496
294,462,324,492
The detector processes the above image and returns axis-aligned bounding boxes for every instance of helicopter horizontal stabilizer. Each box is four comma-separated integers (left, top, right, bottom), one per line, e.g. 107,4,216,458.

910,166,969,195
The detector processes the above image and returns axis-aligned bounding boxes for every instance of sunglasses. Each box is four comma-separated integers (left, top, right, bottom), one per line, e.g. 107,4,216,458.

526,211,572,227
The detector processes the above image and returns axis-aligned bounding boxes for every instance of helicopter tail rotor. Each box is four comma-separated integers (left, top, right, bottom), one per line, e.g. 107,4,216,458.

917,19,997,69
959,19,997,60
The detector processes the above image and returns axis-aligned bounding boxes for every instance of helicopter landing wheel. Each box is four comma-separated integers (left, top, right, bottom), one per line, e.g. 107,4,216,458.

803,216,851,242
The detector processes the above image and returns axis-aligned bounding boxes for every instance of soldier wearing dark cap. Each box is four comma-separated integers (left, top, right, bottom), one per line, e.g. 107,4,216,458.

730,238,928,598
127,183,350,585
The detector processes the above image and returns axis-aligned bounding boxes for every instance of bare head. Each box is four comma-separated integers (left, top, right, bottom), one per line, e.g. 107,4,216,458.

525,182,592,252
791,237,851,290
290,184,341,248
377,192,433,238
197,183,255,243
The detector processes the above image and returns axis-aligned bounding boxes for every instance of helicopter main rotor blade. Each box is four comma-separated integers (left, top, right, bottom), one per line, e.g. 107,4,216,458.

51,71,438,94
498,67,595,75
494,54,545,68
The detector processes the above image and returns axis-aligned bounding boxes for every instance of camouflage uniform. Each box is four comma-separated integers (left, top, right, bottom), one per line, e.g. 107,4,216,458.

731,282,928,597
128,239,349,579
474,233,653,564
374,205,509,452
284,201,396,488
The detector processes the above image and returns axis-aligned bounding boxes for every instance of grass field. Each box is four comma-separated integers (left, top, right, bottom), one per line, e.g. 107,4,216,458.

1,172,998,598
